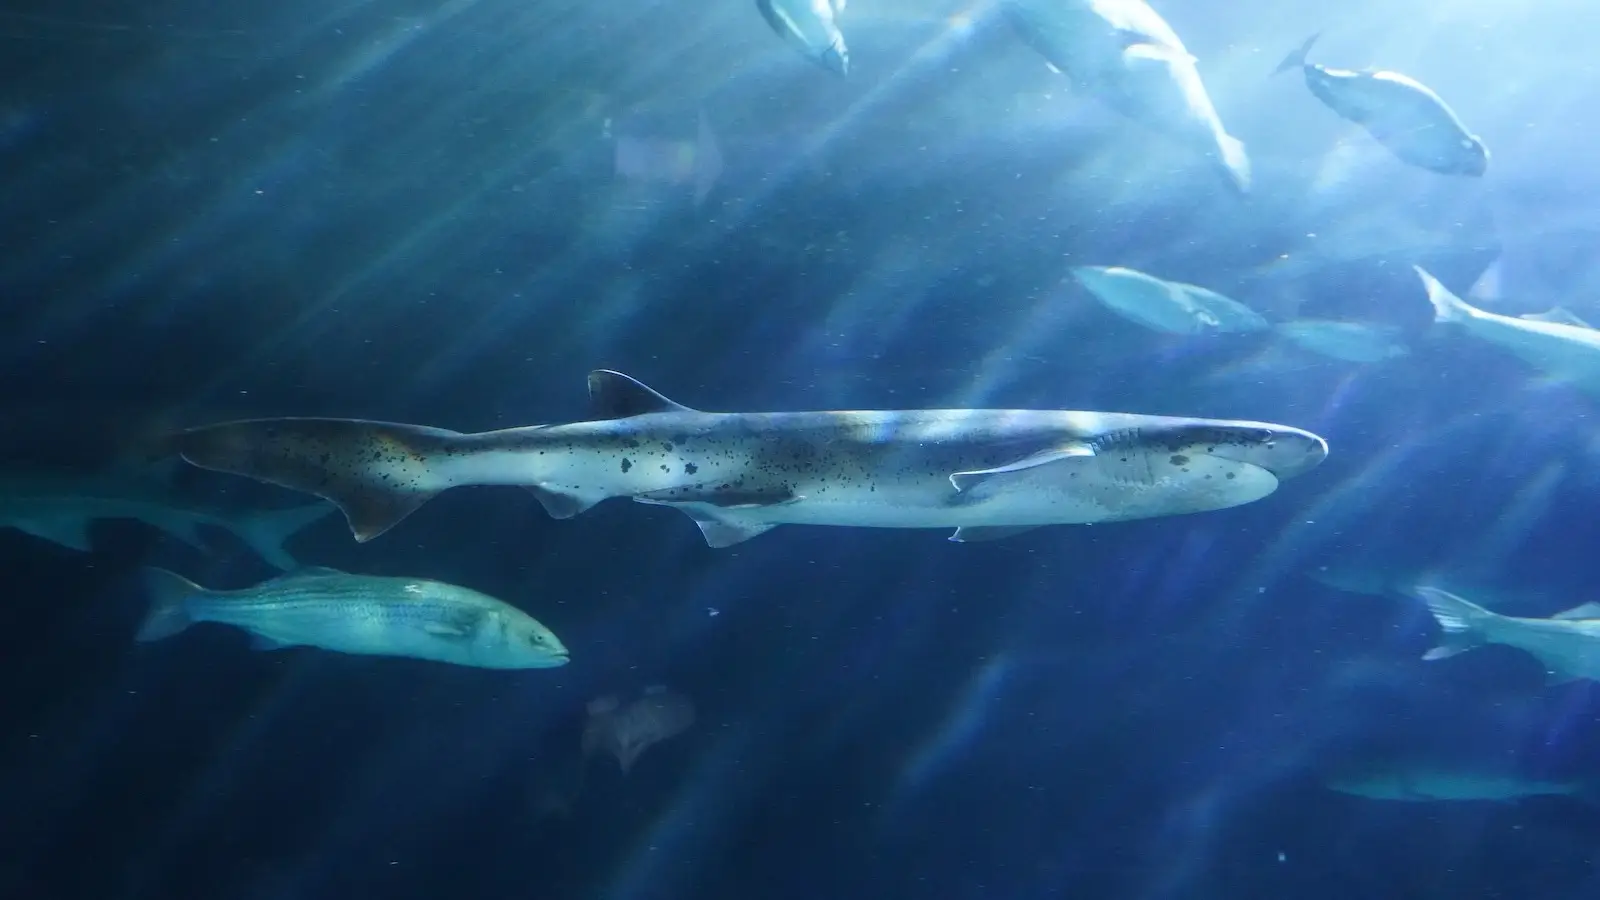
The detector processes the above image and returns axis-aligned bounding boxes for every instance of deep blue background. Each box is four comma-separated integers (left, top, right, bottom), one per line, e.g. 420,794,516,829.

2,2,1599,899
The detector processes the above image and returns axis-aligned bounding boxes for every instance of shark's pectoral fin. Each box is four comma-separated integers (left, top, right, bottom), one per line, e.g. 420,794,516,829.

587,370,697,419
526,485,601,520
949,525,1044,543
15,517,94,552
949,444,1095,493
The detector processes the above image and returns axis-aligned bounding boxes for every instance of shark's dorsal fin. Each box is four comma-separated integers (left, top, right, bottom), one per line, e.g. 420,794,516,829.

587,370,696,419
1552,602,1600,621
1520,307,1594,329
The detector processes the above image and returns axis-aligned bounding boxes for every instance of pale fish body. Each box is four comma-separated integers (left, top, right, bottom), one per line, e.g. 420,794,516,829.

0,471,330,569
137,567,569,669
1275,320,1409,362
582,686,696,774
1417,266,1600,395
1416,586,1600,684
1003,0,1250,193
1071,265,1269,335
1275,34,1487,177
170,370,1328,548
756,0,848,74
1327,766,1580,803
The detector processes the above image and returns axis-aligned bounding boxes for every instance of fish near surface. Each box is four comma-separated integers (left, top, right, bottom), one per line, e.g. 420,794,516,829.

757,0,849,74
1416,266,1600,395
137,567,569,669
582,686,697,774
1003,0,1250,194
1071,265,1269,335
1416,586,1600,685
1275,33,1487,177
170,369,1328,548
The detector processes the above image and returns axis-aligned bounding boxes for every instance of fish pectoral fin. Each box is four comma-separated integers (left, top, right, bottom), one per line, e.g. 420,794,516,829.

423,621,474,638
1121,40,1195,68
1546,670,1584,686
15,517,94,552
949,525,1044,543
586,370,697,419
526,485,601,519
949,443,1096,493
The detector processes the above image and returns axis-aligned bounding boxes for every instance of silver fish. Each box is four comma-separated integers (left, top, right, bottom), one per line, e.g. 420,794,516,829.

1275,33,1487,177
1072,265,1270,335
137,567,569,669
167,370,1328,548
1416,586,1600,685
0,470,330,569
1004,0,1250,193
1275,320,1409,363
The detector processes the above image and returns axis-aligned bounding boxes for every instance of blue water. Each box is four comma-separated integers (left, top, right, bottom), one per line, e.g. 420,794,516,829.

1,2,1598,899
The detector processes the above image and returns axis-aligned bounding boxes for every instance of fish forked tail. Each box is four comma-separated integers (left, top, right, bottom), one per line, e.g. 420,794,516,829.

1414,586,1496,660
228,502,337,570
1273,33,1320,75
137,567,208,642
172,418,465,543
1414,266,1475,325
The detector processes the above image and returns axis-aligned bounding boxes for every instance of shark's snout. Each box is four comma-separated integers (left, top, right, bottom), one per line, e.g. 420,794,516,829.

1206,424,1328,480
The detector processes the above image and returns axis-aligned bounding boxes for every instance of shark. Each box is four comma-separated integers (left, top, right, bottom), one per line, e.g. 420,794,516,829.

166,370,1329,548
0,469,332,569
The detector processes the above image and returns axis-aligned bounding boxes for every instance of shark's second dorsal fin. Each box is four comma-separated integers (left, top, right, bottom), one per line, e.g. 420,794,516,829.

1520,307,1594,330
587,370,696,419
1552,602,1600,621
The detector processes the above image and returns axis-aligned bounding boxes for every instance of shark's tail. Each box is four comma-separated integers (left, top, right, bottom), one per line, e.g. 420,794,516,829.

137,567,207,642
1415,266,1476,325
1415,586,1497,661
228,502,337,570
173,418,466,543
1273,33,1320,75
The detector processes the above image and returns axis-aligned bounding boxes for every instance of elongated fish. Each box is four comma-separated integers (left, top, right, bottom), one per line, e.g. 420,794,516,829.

0,470,330,569
1071,265,1269,335
1004,0,1250,193
1275,34,1487,177
1416,587,1600,685
757,0,848,75
169,370,1327,548
137,567,569,669
1275,320,1408,362
1416,266,1600,395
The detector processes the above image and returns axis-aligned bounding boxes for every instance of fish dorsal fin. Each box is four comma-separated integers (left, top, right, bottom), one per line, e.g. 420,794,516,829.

587,370,696,419
1552,602,1600,621
1520,307,1594,329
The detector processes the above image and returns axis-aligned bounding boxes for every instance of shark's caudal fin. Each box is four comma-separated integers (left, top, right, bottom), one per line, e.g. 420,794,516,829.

136,567,207,642
172,418,464,543
227,503,336,570
1415,266,1476,325
1415,586,1496,660
1273,33,1320,75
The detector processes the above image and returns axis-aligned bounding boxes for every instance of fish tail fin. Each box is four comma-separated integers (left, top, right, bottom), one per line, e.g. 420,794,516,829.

1216,132,1251,195
137,567,206,642
1273,32,1320,75
173,418,464,542
231,502,337,570
1415,266,1475,325
1414,586,1496,660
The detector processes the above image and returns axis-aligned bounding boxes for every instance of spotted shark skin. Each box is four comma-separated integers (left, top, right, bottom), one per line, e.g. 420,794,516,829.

171,370,1328,547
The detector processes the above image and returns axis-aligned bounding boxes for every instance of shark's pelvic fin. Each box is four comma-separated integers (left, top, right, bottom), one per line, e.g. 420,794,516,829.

949,443,1096,493
587,370,697,419
526,485,600,519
